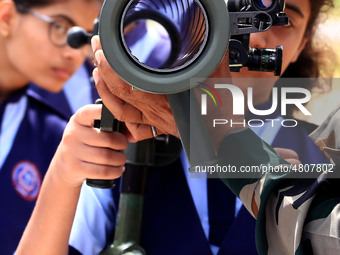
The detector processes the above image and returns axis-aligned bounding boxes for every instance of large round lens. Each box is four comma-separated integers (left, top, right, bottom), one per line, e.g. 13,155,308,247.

255,0,272,9
121,0,209,72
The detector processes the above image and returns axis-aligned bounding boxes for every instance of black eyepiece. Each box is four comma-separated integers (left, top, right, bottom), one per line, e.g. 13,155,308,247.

66,26,91,49
246,46,283,76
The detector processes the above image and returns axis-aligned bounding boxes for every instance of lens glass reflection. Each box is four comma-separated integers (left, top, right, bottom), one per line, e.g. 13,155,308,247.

123,20,171,69
256,0,272,8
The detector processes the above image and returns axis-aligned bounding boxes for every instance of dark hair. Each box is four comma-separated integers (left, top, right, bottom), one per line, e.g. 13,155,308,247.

13,0,102,9
282,0,335,79
13,0,61,8
279,0,335,116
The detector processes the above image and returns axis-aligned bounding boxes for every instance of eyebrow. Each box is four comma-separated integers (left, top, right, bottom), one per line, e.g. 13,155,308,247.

285,3,305,18
52,14,94,33
51,14,76,27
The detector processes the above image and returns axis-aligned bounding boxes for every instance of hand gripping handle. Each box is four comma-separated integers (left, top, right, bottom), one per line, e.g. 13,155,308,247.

86,99,120,189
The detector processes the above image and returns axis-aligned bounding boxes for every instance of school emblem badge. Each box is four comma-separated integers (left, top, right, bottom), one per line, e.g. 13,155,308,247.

12,161,41,201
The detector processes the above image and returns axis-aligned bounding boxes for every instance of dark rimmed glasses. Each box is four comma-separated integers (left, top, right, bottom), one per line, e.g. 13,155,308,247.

15,3,76,47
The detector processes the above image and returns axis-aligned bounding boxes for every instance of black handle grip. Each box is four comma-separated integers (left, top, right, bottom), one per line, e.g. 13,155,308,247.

86,99,120,189
86,179,116,189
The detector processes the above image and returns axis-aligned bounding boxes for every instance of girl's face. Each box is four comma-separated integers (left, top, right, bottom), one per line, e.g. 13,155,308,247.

231,0,312,104
2,0,101,93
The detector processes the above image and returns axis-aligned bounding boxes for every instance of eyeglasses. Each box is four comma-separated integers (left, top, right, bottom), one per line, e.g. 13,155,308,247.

15,3,75,47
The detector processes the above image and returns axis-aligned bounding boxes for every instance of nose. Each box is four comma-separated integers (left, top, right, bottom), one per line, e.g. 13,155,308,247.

249,32,267,49
61,45,86,62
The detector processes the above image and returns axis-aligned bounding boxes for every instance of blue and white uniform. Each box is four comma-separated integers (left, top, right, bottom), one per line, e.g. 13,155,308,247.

0,61,96,254
0,87,68,254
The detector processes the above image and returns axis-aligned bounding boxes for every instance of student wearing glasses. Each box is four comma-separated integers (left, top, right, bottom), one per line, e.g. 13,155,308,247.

15,0,338,255
21,2,99,119
25,3,98,119
0,0,102,253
